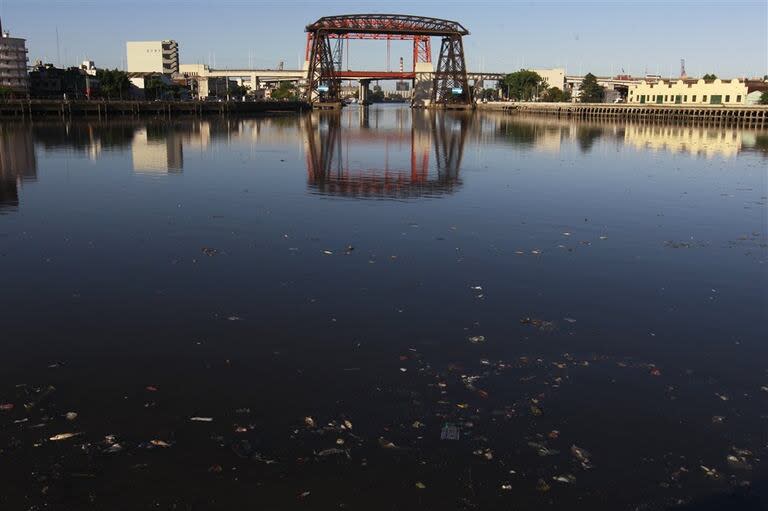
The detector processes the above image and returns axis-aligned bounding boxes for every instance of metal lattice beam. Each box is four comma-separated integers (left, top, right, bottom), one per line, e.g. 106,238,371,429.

431,36,471,106
305,31,340,103
306,14,469,37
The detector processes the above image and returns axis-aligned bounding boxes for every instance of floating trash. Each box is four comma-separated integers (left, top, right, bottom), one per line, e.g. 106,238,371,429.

440,423,460,440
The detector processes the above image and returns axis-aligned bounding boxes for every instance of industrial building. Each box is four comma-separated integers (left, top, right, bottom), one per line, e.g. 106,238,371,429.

126,40,179,75
0,19,29,94
628,78,766,105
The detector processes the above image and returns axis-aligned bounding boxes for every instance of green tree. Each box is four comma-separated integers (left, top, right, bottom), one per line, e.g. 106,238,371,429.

144,77,169,100
578,73,604,103
480,88,499,101
228,83,250,98
540,86,572,102
271,81,298,100
502,70,543,101
96,69,131,99
369,84,385,103
759,91,768,105
702,73,717,81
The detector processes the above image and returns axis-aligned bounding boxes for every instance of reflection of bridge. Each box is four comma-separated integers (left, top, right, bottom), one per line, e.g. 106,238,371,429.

303,109,471,198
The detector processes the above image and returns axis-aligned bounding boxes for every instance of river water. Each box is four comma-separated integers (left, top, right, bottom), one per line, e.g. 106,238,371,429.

1,105,766,510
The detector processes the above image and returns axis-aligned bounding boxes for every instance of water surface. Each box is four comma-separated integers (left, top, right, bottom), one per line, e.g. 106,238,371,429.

1,106,766,510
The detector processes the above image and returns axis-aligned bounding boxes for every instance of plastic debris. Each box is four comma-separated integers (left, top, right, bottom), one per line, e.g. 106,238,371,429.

468,335,485,344
103,443,123,454
571,445,593,469
0,403,14,411
190,416,214,422
415,482,426,489
440,423,460,440
65,412,78,421
378,437,398,449
49,433,81,441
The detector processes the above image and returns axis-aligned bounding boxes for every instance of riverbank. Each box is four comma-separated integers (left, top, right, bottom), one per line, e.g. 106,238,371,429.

0,99,310,119
478,101,768,126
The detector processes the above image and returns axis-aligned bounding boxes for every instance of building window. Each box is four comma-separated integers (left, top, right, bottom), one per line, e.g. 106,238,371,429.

684,95,687,102
664,95,668,101
692,95,696,102
725,95,730,102
703,95,707,102
736,95,741,102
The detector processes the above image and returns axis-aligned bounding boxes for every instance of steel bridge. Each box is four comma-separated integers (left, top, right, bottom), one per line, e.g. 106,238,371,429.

303,110,472,198
305,14,474,109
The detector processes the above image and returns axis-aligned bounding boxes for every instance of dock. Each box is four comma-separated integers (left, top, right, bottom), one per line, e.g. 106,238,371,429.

478,102,768,127
0,99,311,119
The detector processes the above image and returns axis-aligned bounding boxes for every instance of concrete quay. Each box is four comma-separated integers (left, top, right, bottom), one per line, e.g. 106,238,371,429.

0,99,310,119
479,102,768,126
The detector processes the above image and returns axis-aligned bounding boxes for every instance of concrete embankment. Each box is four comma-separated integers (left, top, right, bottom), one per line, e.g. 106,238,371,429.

478,101,768,126
0,100,310,119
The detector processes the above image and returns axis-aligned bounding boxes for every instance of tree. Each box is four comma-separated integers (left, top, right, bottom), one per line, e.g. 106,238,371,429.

480,88,499,101
702,73,717,81
271,81,298,100
144,77,169,100
540,86,571,103
578,73,604,103
96,69,131,99
228,83,250,98
759,91,768,105
502,70,543,101
369,84,385,103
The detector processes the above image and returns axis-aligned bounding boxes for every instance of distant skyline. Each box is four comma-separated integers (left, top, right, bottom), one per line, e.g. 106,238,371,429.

3,0,767,78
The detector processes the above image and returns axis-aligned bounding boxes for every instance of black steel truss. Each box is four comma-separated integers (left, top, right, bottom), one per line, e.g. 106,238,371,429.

306,31,340,103
431,36,471,106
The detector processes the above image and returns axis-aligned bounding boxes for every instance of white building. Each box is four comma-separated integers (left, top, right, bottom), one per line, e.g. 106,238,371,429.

80,60,97,76
126,40,179,75
0,19,29,93
533,68,566,91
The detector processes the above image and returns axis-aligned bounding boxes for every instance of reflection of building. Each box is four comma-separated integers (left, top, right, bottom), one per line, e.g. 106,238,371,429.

0,19,29,94
127,40,179,75
624,125,743,158
131,127,183,173
0,125,36,211
303,109,468,199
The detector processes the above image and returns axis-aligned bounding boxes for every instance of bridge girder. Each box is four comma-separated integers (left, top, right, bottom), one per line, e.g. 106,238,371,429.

306,14,469,37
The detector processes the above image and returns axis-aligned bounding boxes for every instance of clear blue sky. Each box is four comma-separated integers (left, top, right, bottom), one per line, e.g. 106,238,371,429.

3,0,766,78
